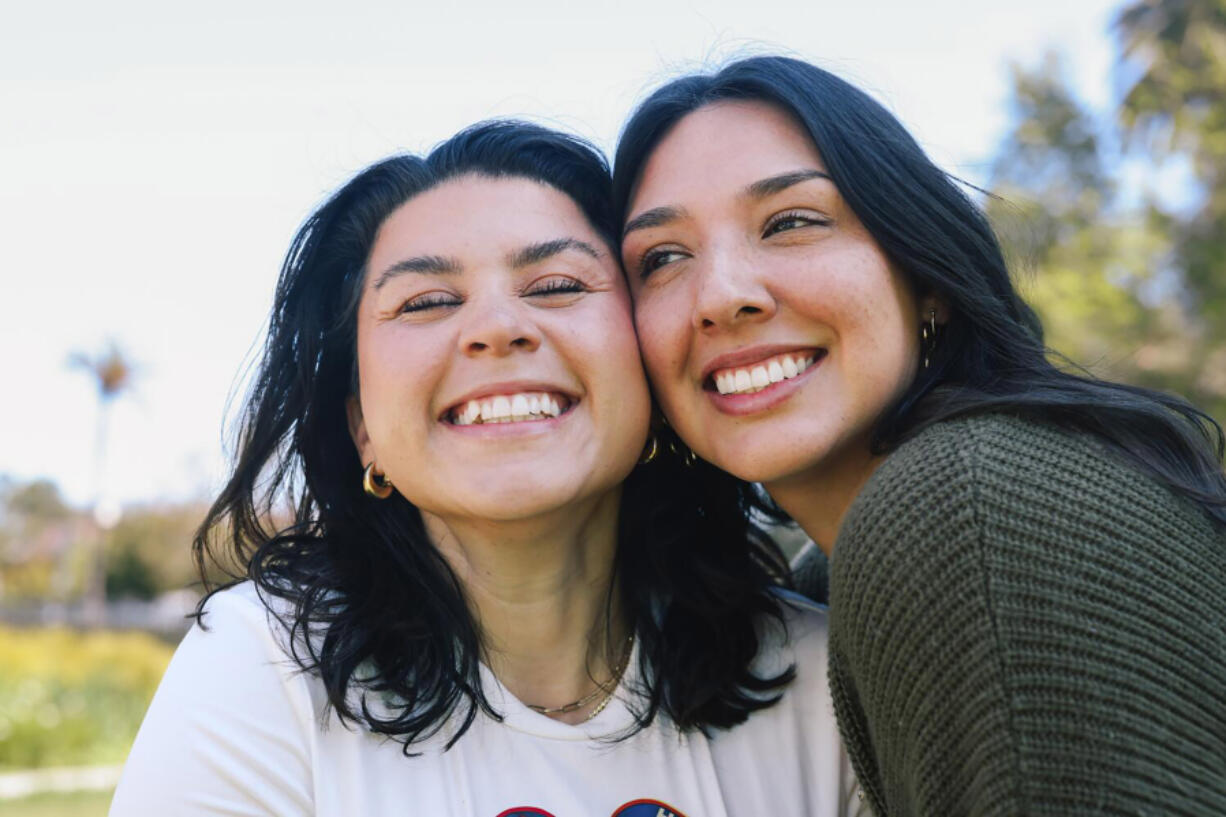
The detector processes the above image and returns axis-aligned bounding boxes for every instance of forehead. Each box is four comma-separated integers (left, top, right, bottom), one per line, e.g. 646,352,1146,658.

369,175,596,265
632,100,826,208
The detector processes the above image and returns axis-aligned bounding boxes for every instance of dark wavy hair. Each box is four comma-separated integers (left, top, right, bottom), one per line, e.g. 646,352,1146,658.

194,120,794,752
612,56,1226,526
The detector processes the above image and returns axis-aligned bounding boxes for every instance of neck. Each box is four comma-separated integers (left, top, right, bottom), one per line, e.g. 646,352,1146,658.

764,442,884,558
423,488,629,724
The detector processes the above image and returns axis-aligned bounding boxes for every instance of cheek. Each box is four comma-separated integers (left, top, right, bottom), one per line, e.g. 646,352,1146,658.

358,328,445,443
556,301,651,401
633,294,691,393
780,243,917,383
822,270,918,399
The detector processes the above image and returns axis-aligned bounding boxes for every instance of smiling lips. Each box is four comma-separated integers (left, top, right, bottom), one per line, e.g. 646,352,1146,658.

447,391,573,426
710,351,822,396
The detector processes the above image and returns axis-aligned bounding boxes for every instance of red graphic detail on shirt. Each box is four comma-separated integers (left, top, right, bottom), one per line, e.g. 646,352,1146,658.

493,798,688,817
610,798,689,817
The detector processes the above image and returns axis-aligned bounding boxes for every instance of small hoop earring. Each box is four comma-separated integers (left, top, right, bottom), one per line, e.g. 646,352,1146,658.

638,433,660,465
362,462,394,499
668,438,698,468
921,309,940,369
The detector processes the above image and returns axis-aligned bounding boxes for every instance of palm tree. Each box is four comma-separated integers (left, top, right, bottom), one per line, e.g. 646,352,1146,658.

69,341,135,622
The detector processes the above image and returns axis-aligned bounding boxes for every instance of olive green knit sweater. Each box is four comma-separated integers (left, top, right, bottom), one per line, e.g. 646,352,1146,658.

807,413,1226,816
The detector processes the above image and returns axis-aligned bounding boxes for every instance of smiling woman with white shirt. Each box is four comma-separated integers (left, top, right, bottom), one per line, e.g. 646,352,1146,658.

108,120,842,816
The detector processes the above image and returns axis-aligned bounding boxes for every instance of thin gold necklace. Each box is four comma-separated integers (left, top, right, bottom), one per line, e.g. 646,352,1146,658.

525,632,635,720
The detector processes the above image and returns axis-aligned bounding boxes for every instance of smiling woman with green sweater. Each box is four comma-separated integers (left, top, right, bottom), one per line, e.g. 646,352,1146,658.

612,56,1226,815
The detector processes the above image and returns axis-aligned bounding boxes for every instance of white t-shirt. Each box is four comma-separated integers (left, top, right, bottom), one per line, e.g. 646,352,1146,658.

110,582,840,816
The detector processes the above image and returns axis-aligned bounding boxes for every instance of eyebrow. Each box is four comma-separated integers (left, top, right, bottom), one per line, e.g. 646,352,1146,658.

621,170,833,241
622,206,687,240
373,255,461,289
372,238,600,290
743,169,833,199
507,237,601,268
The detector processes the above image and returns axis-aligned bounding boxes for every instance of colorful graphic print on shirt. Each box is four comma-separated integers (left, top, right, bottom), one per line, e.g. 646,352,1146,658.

494,798,687,817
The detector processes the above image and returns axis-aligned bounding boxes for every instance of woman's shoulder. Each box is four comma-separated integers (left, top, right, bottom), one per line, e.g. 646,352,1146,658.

110,582,319,815
870,411,1113,488
195,581,296,652
198,579,274,620
833,410,1224,628
849,411,1211,538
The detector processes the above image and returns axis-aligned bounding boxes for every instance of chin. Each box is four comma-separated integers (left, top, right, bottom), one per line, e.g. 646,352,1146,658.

459,476,590,520
701,435,818,485
708,453,793,485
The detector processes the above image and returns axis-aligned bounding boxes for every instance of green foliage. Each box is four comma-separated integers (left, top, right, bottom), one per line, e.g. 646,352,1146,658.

104,546,158,601
102,505,205,598
989,21,1226,432
0,626,172,770
0,483,208,603
1116,0,1226,424
2,482,71,524
1118,0,1226,166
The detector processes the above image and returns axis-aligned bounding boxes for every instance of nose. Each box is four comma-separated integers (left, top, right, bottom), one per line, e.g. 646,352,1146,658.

693,243,776,331
457,297,541,357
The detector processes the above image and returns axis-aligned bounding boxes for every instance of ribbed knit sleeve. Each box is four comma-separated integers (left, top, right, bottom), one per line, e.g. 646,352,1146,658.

827,414,1226,816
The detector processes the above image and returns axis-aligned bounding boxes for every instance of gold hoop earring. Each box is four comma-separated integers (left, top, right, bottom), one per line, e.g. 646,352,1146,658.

362,462,393,499
667,438,698,468
921,309,940,369
638,433,660,465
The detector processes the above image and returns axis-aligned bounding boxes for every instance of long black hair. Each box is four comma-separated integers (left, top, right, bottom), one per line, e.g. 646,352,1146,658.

194,120,793,752
612,56,1226,526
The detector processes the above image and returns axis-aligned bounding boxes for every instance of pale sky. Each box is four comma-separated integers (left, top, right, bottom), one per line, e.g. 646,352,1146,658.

1,0,1122,507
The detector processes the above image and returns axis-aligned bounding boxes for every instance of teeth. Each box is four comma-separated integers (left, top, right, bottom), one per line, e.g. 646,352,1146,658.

450,391,570,425
711,352,818,396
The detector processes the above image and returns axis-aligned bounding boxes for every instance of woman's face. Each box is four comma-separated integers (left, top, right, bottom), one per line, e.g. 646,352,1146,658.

349,175,651,523
621,100,926,489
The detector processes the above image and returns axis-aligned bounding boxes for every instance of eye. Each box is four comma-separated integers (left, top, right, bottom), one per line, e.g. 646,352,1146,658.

399,292,462,314
637,248,688,279
763,210,827,238
526,276,586,297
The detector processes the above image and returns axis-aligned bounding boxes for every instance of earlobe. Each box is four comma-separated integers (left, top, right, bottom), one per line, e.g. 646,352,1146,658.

920,294,950,326
918,295,949,371
346,395,373,464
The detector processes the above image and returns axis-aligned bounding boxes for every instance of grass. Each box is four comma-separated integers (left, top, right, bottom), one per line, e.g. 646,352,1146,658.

0,626,172,770
1,788,113,817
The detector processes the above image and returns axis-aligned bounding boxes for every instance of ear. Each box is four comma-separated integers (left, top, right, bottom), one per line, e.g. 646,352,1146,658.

347,394,374,467
919,293,951,326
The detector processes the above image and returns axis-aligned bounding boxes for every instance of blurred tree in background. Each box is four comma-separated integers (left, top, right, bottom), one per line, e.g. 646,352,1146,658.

989,0,1226,430
0,479,205,605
